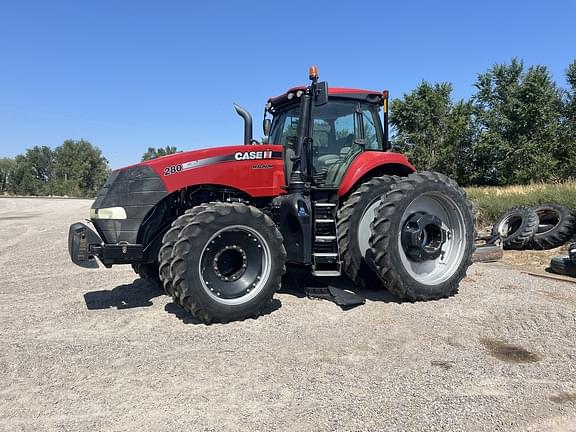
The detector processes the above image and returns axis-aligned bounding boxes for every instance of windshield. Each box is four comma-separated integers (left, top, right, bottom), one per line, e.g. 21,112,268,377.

269,100,382,187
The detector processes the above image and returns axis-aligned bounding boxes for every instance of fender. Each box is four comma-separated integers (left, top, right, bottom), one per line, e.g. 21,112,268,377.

138,144,286,197
338,151,415,197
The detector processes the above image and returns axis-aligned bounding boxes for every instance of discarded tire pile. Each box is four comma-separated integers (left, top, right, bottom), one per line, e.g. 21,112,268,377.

492,203,575,250
492,203,576,277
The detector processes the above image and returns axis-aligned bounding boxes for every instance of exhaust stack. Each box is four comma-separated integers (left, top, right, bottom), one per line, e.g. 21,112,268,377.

233,103,253,145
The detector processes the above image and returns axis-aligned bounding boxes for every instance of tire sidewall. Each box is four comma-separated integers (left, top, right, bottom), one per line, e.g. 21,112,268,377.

378,178,474,298
346,179,397,265
531,203,575,248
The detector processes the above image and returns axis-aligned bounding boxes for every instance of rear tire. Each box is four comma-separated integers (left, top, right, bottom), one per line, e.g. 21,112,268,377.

336,175,399,289
528,203,575,250
170,202,286,324
369,172,474,301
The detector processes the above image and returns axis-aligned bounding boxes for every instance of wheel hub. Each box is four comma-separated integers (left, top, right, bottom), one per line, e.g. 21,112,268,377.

401,212,447,261
212,245,247,282
200,228,267,301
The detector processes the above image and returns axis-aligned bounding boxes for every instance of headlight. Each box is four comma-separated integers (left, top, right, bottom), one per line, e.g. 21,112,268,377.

90,207,127,220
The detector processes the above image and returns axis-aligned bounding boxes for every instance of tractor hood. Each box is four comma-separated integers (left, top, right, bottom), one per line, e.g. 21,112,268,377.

90,144,286,244
133,144,285,196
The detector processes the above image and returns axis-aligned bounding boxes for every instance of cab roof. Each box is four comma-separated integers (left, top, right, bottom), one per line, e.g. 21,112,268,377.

267,86,384,111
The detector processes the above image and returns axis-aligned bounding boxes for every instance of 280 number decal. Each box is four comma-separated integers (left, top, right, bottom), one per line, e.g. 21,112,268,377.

163,164,182,176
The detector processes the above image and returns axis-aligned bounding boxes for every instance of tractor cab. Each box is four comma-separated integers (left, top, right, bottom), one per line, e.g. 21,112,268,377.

266,80,390,189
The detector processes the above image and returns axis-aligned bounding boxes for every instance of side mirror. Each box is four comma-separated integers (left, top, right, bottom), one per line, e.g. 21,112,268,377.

315,81,328,106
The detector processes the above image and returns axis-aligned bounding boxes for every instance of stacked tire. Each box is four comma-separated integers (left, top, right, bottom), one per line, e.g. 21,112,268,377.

492,204,575,250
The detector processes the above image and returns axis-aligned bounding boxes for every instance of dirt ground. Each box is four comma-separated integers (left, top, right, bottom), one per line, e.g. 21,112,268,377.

1,198,575,432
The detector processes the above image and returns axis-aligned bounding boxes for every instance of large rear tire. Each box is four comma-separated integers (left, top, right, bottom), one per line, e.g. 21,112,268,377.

369,172,474,301
170,202,286,324
336,175,398,288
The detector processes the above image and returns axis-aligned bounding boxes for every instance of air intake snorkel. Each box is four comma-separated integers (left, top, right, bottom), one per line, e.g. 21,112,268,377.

233,103,253,145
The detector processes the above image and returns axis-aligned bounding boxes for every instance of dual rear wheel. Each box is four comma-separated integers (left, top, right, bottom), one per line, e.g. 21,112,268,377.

338,172,474,300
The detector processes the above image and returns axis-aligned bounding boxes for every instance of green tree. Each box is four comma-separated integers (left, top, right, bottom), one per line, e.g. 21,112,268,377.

53,139,109,197
0,158,16,193
472,59,564,185
6,146,56,195
10,154,39,195
559,59,576,177
390,81,476,185
141,145,178,161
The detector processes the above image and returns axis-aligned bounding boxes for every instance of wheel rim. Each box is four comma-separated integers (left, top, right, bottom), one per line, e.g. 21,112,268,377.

358,197,381,258
498,214,523,237
397,192,467,285
199,225,271,305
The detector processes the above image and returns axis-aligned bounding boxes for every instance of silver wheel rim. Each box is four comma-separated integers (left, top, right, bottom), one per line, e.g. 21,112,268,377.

498,214,523,237
358,197,381,259
199,225,272,305
398,192,466,285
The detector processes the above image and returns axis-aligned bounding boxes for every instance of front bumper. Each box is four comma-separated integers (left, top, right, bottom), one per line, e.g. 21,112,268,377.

68,222,144,268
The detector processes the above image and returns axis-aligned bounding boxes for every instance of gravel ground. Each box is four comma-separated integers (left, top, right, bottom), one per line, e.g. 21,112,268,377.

1,197,575,432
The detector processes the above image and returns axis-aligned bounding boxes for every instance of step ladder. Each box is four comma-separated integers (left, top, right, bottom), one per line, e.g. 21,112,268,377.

312,202,341,277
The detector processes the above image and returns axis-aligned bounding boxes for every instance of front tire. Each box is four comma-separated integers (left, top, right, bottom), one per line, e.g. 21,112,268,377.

158,204,210,297
369,172,474,301
170,202,286,324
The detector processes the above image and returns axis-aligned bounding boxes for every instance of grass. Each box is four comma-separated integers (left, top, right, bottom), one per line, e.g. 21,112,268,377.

466,180,576,227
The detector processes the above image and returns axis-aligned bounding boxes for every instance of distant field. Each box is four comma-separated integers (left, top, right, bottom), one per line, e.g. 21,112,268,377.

466,181,576,226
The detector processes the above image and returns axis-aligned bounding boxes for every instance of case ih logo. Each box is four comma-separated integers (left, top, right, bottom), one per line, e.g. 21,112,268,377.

234,150,274,161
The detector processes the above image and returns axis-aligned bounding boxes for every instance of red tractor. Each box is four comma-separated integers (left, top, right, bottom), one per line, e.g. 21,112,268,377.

69,67,474,323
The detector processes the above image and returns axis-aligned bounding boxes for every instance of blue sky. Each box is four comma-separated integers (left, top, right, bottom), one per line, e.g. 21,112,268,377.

1,0,574,168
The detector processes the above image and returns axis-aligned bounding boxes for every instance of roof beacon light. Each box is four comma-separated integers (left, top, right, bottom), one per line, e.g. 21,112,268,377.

309,65,318,81
382,90,389,113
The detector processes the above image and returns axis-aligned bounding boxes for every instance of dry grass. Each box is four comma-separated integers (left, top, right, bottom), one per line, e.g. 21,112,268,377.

466,180,576,226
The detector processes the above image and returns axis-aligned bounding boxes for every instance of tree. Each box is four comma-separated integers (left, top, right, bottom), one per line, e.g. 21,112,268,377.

141,146,178,161
472,59,564,185
53,139,109,197
6,146,56,195
0,158,16,193
559,59,576,178
390,81,476,185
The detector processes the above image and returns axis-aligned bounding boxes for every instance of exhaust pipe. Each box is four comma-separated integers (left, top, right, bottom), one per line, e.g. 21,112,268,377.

233,103,253,145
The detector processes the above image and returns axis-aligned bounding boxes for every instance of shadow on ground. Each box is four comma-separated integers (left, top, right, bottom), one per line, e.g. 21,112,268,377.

83,266,399,320
84,278,164,310
164,298,282,325
280,265,401,304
